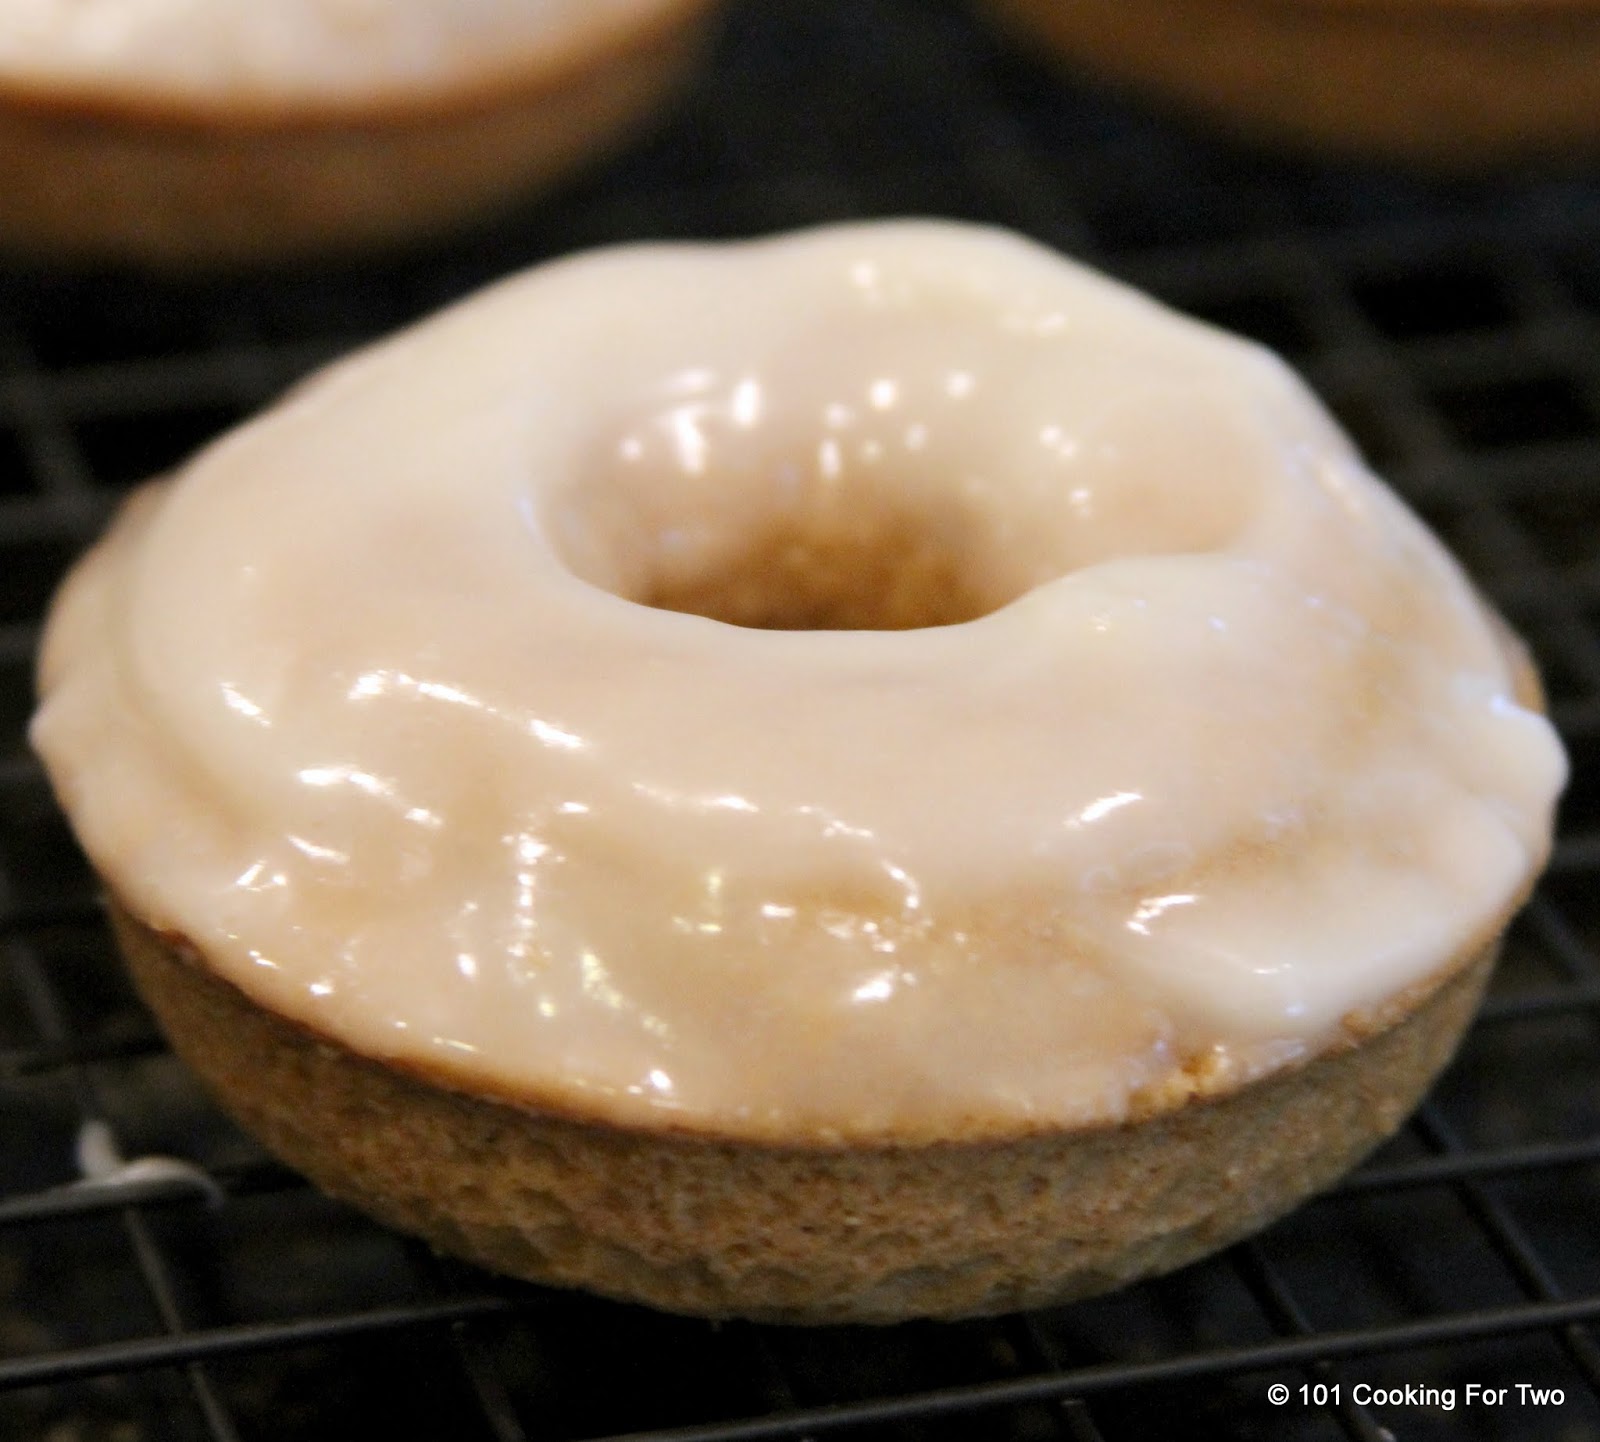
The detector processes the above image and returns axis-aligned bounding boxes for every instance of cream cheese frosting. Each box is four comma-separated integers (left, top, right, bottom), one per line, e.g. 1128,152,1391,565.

32,222,1566,1143
0,0,688,110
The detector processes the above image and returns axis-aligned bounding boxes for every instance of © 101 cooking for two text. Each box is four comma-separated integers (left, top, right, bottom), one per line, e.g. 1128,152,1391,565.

1267,1381,1567,1410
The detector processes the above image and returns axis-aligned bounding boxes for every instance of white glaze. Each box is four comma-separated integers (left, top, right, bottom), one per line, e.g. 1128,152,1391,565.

32,223,1566,1142
0,0,683,108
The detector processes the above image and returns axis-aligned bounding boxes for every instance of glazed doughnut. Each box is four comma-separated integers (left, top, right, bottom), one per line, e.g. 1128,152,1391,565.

0,0,720,266
32,223,1565,1320
980,0,1600,164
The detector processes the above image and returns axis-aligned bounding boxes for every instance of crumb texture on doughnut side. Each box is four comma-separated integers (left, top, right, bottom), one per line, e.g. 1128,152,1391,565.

116,904,1500,1322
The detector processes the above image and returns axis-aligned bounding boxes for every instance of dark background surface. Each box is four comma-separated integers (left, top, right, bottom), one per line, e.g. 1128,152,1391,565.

1,1,1599,1438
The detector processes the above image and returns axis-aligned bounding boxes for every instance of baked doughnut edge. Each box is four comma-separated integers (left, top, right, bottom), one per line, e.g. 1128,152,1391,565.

113,898,1504,1324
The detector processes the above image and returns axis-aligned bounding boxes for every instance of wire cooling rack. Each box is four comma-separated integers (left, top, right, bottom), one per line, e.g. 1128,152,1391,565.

2,1,1599,1438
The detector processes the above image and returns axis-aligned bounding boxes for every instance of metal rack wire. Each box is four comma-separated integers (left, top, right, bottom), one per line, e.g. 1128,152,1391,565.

1,0,1598,1437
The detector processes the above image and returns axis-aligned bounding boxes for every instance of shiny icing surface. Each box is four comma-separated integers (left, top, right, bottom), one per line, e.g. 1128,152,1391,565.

32,223,1566,1143
0,0,681,107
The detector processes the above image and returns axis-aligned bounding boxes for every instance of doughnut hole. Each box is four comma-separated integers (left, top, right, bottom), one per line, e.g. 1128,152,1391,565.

546,396,1027,633
551,458,1021,632
543,336,1271,632
636,494,1000,631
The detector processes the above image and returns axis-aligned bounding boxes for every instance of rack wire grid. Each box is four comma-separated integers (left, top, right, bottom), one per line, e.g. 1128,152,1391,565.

1,1,1599,1439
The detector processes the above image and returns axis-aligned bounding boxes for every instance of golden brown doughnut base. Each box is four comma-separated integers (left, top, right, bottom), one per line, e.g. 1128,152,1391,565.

982,0,1600,164
0,7,712,268
113,900,1499,1324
